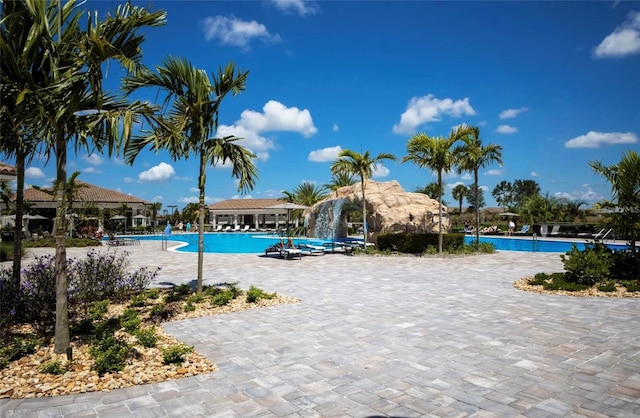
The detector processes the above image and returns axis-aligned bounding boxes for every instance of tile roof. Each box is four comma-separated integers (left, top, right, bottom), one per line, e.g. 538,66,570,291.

0,162,17,176
21,181,149,205
208,198,284,211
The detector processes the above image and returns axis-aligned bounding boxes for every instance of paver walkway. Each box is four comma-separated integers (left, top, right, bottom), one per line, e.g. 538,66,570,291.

2,242,639,417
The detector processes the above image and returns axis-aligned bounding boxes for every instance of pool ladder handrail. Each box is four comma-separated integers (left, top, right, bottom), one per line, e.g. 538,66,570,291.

594,228,615,242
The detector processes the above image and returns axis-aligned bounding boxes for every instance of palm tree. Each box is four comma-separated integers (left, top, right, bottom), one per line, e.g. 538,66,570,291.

123,57,258,294
1,0,166,354
590,150,640,255
402,126,470,253
150,202,162,229
324,172,356,191
452,183,468,214
456,126,503,244
331,149,396,247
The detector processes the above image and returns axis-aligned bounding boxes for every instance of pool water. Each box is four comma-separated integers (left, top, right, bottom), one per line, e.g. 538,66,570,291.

463,236,628,253
118,233,629,254
125,233,326,254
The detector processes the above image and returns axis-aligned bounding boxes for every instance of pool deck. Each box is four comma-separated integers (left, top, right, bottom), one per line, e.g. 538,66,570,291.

2,241,639,417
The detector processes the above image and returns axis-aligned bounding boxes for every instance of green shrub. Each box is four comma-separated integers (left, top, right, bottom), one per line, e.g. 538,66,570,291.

597,282,616,292
210,289,236,307
40,359,67,375
134,327,158,348
0,336,40,363
623,281,640,292
0,267,19,338
529,273,549,286
610,251,640,281
88,300,110,322
164,284,192,303
377,233,465,254
561,243,612,286
184,301,196,312
90,335,130,375
119,308,141,333
145,289,160,299
246,285,276,304
542,274,589,291
464,241,496,254
148,302,170,321
162,344,193,365
128,294,148,308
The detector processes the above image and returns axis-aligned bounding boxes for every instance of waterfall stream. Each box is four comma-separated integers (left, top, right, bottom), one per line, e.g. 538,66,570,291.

313,198,346,239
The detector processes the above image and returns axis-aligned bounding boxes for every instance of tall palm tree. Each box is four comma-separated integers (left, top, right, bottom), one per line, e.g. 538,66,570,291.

1,0,166,354
123,57,258,294
402,126,470,253
590,150,640,255
456,126,503,244
331,149,396,247
452,183,468,215
150,202,162,229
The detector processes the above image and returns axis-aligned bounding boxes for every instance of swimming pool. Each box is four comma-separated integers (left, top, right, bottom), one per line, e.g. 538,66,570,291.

122,233,326,254
120,233,629,254
463,235,628,253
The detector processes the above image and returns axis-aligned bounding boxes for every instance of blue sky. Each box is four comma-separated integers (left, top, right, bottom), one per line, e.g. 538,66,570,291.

16,0,640,211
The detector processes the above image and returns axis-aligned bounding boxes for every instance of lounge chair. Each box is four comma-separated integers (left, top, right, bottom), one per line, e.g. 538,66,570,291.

223,225,232,232
514,224,530,235
214,225,223,232
265,240,303,259
240,225,250,232
297,242,325,256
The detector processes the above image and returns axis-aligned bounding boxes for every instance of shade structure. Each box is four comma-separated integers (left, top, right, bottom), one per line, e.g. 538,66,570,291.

498,212,520,217
110,215,126,220
23,214,50,220
267,203,310,236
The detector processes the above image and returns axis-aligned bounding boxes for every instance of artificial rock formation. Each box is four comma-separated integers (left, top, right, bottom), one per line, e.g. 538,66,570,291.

308,180,449,239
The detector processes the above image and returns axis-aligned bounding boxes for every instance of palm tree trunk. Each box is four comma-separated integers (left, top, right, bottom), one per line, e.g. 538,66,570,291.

474,170,480,244
438,171,443,254
196,152,206,294
361,180,367,247
11,150,25,289
54,137,70,354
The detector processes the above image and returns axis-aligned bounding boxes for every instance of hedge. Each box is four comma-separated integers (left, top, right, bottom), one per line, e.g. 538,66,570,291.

377,233,465,253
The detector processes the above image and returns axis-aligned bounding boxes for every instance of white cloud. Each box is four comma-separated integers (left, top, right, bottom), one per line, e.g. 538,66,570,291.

460,173,472,181
593,11,640,58
216,124,275,161
138,162,175,183
269,0,318,16
123,177,133,183
309,146,342,162
499,107,529,119
564,131,638,148
189,187,199,193
485,169,503,176
372,164,390,178
82,154,103,166
178,195,216,205
446,180,466,190
530,171,540,177
152,196,163,202
392,94,476,135
496,125,518,134
25,167,45,179
554,185,602,202
332,123,339,132
237,100,317,137
82,167,99,174
202,16,281,49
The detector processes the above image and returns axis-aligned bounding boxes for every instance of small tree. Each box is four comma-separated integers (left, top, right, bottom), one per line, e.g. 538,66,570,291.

590,150,640,257
451,184,468,214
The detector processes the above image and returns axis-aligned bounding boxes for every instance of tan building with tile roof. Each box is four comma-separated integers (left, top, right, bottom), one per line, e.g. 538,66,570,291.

208,198,294,231
16,181,151,232
0,162,17,181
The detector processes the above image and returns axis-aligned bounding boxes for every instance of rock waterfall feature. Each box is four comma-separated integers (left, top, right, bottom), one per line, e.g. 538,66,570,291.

307,180,449,240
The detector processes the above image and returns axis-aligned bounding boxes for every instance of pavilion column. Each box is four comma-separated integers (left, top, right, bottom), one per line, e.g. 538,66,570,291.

254,213,259,230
